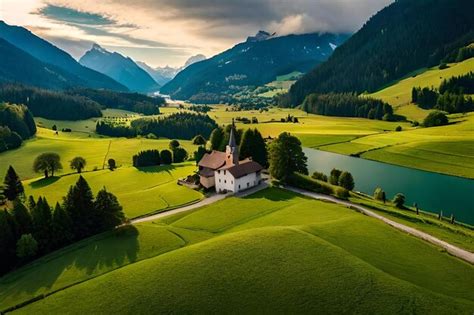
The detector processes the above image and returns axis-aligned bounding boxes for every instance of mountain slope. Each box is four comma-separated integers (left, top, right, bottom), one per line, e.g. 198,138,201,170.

160,32,349,101
288,0,474,105
0,21,127,91
0,38,89,90
80,44,159,93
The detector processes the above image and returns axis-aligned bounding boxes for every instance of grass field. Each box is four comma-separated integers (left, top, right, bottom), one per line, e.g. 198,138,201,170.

369,57,474,121
1,188,473,313
23,163,203,218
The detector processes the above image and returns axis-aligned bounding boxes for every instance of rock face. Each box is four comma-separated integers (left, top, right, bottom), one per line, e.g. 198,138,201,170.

246,31,276,43
80,44,160,93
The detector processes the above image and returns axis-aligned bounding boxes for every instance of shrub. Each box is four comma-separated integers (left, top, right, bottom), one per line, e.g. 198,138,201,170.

160,150,172,165
287,173,333,195
335,188,350,199
423,111,448,127
395,126,402,132
108,158,116,170
192,135,206,145
16,234,38,259
374,187,386,203
172,147,188,163
393,193,406,208
311,171,328,182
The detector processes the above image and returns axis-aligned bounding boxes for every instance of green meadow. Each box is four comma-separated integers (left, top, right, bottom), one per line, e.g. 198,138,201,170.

3,188,473,313
369,57,474,121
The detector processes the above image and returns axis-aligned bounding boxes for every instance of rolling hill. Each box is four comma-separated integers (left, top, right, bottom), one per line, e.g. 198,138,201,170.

288,0,474,105
160,32,349,102
79,44,159,93
3,188,473,313
0,21,127,91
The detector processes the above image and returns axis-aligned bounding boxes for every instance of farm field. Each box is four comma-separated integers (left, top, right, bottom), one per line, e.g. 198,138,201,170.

369,57,474,121
5,188,474,313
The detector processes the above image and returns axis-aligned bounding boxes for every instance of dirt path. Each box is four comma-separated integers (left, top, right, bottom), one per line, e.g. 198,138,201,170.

285,186,474,265
132,183,269,224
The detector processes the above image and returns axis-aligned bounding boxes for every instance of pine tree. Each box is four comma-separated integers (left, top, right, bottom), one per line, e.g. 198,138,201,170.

0,210,17,275
94,188,126,231
239,129,268,167
3,165,24,201
209,127,224,151
12,200,33,237
31,197,53,254
51,203,74,249
63,176,95,240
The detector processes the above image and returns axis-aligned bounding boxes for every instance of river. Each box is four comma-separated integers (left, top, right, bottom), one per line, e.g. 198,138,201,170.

304,148,474,225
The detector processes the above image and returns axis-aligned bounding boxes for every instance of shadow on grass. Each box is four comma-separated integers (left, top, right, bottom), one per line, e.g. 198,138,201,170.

243,187,295,202
29,176,60,189
135,164,178,174
0,225,140,311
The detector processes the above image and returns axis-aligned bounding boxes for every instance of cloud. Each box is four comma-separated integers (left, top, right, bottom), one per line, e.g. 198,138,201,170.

5,0,395,66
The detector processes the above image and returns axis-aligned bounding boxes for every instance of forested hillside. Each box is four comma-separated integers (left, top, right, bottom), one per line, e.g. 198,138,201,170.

161,32,348,103
0,103,36,152
288,0,474,106
0,21,126,91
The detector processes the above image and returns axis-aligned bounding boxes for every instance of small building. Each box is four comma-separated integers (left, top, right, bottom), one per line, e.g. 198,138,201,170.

198,122,263,193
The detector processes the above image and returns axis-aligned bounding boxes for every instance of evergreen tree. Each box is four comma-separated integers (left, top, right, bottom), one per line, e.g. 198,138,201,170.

12,200,32,237
63,176,95,240
0,210,17,275
268,132,307,181
0,184,6,206
27,195,36,211
393,193,406,209
209,127,224,151
3,165,24,200
239,129,268,167
16,234,38,260
94,188,126,231
31,197,53,253
51,203,74,249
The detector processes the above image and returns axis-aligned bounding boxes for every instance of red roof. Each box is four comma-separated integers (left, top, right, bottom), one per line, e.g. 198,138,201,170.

198,151,226,169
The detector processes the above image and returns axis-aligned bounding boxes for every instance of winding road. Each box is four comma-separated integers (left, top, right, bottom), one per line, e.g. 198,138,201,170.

132,182,473,265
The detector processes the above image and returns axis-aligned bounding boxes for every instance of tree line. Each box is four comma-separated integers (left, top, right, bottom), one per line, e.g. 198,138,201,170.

132,140,189,167
301,93,402,121
412,72,474,114
0,102,36,153
97,113,217,140
0,166,125,275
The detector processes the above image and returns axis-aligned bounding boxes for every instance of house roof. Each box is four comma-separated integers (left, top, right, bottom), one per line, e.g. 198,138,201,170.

198,151,226,169
199,168,215,178
221,159,263,179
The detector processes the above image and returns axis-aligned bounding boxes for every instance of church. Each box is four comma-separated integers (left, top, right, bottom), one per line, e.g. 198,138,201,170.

198,123,263,193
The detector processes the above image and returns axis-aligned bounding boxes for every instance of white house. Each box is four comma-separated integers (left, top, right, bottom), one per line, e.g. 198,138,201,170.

198,122,263,193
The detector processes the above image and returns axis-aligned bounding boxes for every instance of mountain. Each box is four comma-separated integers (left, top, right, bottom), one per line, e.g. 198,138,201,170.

137,54,207,86
246,30,276,43
0,21,127,91
288,0,474,106
0,38,91,90
79,44,159,93
160,32,349,101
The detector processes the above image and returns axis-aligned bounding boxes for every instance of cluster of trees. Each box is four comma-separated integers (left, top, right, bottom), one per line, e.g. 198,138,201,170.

287,0,474,106
268,132,308,181
188,104,212,113
312,168,355,191
132,141,189,167
209,125,243,152
67,88,165,115
131,113,217,140
0,167,125,275
96,113,217,139
0,102,36,153
0,84,102,120
238,129,268,167
302,93,400,121
423,111,449,127
412,78,474,114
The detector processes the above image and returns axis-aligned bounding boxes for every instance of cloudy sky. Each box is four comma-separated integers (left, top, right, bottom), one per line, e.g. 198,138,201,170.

0,0,393,67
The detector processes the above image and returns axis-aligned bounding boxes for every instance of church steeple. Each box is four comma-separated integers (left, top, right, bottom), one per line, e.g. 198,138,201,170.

225,119,239,166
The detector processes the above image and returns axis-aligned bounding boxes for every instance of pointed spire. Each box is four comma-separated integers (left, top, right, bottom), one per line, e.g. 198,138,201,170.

228,119,236,148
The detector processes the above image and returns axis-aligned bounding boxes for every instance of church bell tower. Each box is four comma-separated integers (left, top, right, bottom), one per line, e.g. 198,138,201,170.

225,119,239,166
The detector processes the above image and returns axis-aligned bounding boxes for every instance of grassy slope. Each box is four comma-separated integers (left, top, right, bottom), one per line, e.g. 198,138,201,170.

369,57,474,121
23,163,203,218
4,188,473,313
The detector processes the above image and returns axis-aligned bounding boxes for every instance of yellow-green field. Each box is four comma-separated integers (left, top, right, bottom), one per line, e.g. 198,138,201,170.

370,57,474,121
2,188,473,313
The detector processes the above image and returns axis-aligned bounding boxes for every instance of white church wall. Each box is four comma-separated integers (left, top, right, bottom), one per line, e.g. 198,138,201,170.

235,172,260,192
215,169,236,193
